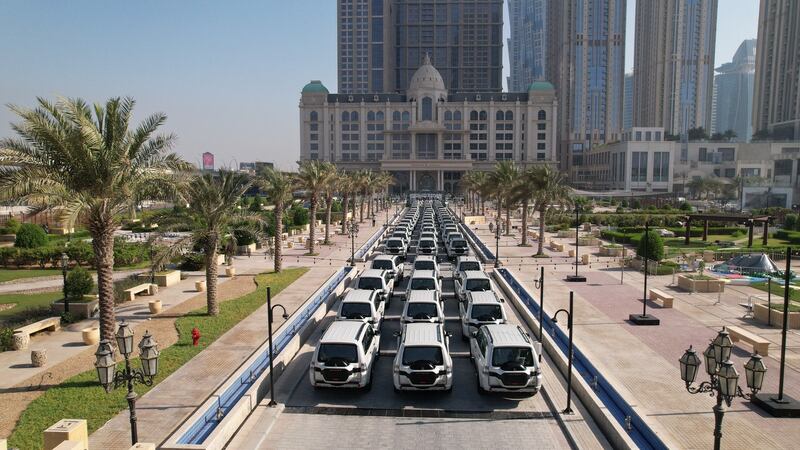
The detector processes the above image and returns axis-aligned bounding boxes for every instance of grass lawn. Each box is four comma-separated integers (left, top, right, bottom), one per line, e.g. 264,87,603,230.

0,291,61,323
8,267,309,450
767,303,800,313
751,281,800,301
0,269,61,283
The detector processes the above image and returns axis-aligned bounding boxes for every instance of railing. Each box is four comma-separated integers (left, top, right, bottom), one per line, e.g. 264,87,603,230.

496,268,669,450
458,222,495,262
176,266,354,445
351,208,404,262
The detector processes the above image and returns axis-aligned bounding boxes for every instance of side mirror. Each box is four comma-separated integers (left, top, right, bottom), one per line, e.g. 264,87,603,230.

393,331,401,337
500,298,506,303
470,331,478,338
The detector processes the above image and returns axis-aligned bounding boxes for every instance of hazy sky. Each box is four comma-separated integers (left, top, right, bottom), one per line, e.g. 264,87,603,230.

0,0,760,170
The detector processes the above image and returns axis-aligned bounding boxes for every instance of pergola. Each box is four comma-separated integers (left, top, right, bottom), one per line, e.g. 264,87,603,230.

683,214,774,248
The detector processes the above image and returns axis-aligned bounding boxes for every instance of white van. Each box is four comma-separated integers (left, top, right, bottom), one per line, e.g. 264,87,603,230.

470,324,542,395
402,290,444,323
309,321,380,390
337,289,385,331
393,323,453,391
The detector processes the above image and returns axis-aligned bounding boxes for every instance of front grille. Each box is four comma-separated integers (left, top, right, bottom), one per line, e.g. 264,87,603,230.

501,372,528,387
322,368,350,382
408,371,437,385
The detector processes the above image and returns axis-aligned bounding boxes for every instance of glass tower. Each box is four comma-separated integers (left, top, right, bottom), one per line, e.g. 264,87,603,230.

507,0,547,92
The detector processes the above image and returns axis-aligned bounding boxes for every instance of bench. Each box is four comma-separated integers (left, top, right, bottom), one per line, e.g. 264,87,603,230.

123,284,157,302
727,326,770,356
15,317,61,343
648,288,674,308
549,241,565,252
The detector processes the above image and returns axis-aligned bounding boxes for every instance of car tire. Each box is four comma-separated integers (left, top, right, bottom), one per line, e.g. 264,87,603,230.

476,373,488,395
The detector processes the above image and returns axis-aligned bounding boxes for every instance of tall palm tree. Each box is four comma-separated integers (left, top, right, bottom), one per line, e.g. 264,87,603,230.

530,165,572,256
339,171,354,234
377,172,394,214
322,167,340,244
181,171,253,315
355,169,371,223
255,167,293,272
295,160,333,255
491,161,519,235
515,167,539,246
0,97,188,340
470,171,490,215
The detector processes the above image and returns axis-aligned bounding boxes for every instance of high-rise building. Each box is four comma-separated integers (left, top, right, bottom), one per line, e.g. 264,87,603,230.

546,0,626,177
337,0,393,94
623,73,634,130
753,0,800,140
633,0,718,137
507,0,547,92
712,39,756,141
392,1,504,93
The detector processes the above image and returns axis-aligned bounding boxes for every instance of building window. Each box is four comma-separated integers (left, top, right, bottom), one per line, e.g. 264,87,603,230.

653,152,670,182
310,111,318,122
421,97,433,121
632,152,648,182
537,110,546,120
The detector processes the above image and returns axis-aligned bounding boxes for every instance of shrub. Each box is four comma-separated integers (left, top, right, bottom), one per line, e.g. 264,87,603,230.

786,214,799,230
679,202,693,211
179,252,206,271
1,217,20,235
14,224,48,248
67,241,94,267
65,266,94,301
113,239,150,267
0,327,14,352
636,230,665,262
292,206,309,226
233,229,256,246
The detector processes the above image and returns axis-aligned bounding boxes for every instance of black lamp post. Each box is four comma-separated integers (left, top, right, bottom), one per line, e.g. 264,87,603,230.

630,221,660,325
149,247,156,285
566,207,586,282
494,223,501,268
267,286,289,407
679,327,767,450
61,252,70,314
95,322,160,445
552,291,574,414
347,221,359,267
534,266,545,345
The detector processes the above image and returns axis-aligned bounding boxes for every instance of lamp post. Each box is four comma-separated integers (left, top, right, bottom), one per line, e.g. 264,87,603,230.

61,252,70,314
149,247,156,285
679,327,767,450
95,322,160,445
534,266,544,345
267,286,289,407
630,221,660,325
566,207,586,282
552,292,574,414
347,221,359,267
494,222,501,268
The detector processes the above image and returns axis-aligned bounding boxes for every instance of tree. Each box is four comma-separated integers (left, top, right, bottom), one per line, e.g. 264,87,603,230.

322,167,339,245
65,266,94,301
255,167,293,272
515,167,539,246
295,160,333,255
0,97,188,340
688,127,709,141
490,161,519,235
723,129,737,141
530,165,572,256
14,223,47,248
338,172,354,234
636,230,664,262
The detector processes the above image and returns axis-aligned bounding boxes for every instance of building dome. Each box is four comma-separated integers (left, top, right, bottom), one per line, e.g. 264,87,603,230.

408,54,446,93
302,80,329,94
527,81,555,91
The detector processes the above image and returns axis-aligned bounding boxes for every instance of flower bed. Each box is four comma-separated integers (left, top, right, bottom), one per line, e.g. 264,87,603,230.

753,303,800,329
677,274,726,293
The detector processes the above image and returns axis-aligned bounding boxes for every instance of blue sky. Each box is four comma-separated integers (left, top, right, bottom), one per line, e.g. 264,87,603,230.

0,0,759,169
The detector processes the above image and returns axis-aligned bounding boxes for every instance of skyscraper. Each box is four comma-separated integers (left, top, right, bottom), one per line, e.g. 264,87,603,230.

633,0,718,137
392,1,504,93
753,0,800,139
623,73,634,130
712,39,756,141
546,0,626,175
507,0,547,92
337,0,393,94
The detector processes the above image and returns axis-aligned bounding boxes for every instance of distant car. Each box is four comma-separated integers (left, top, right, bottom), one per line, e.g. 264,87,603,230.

656,228,675,238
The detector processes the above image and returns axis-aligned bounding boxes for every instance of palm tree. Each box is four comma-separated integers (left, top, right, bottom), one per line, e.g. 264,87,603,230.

322,167,340,244
354,170,371,223
375,172,394,216
295,160,333,255
255,167,293,272
0,97,189,340
491,161,520,235
471,171,491,215
182,171,253,315
515,167,539,246
339,172,354,234
530,165,572,256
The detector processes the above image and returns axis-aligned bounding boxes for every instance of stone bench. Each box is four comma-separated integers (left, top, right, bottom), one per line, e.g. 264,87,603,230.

648,288,674,308
549,241,565,252
123,283,157,302
727,325,770,356
14,317,61,349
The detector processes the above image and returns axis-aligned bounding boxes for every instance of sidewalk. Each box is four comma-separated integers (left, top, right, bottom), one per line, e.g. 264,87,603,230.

0,268,141,294
471,213,800,449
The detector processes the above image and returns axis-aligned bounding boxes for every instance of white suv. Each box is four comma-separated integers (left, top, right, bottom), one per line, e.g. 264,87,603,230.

337,289,385,331
459,291,508,339
405,269,441,299
393,323,453,392
310,321,380,390
402,290,444,323
470,324,542,395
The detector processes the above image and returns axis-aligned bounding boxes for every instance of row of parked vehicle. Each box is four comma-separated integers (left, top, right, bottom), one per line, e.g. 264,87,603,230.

382,201,469,260
309,201,543,395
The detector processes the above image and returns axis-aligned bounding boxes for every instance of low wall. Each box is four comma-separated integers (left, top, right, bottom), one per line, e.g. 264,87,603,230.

162,266,357,450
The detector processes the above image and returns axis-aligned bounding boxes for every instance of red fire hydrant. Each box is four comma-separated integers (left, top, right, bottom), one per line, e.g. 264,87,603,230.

191,327,201,346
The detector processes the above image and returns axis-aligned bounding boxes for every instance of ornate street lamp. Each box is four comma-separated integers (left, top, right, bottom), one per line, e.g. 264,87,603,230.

347,221,359,267
566,207,586,282
630,221,659,325
552,292,575,414
266,286,289,407
494,222,501,268
95,322,160,445
679,327,766,450
61,252,70,314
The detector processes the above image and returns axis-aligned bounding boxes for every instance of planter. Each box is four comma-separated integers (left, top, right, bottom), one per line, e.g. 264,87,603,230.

149,270,180,287
81,327,100,345
237,243,256,255
148,300,162,314
753,303,800,329
225,267,236,277
628,258,658,273
578,236,598,246
600,246,623,257
31,349,47,367
12,331,29,350
51,296,99,319
677,274,726,293
195,280,206,292
703,250,716,263
557,230,574,239
216,254,226,265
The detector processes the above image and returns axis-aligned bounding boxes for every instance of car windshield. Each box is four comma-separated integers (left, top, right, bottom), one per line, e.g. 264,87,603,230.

372,260,394,271
465,279,491,291
452,240,467,248
460,262,480,272
340,303,372,319
402,346,444,366
406,303,438,318
419,240,434,248
471,304,502,321
317,343,358,364
358,278,383,290
410,278,436,290
387,240,402,248
414,261,435,271
492,347,534,367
